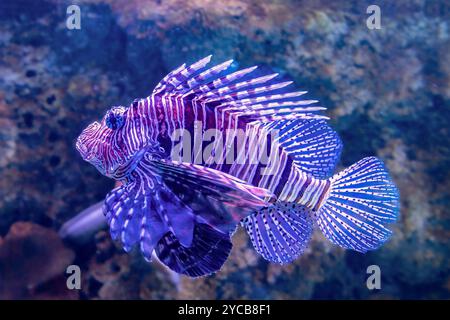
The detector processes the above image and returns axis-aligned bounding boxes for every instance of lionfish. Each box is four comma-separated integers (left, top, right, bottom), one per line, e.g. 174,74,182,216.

76,56,399,277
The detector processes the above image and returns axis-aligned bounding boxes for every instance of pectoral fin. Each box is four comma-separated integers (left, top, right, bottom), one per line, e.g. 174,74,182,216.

103,170,195,260
144,159,274,233
103,157,274,273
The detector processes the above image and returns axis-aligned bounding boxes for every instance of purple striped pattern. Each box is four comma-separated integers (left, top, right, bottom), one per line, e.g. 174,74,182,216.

75,56,400,273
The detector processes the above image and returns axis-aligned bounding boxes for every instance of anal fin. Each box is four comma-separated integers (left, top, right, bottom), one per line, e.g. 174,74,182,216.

241,203,313,264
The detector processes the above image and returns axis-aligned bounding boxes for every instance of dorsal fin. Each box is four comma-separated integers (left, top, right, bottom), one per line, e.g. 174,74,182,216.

151,56,326,122
150,56,342,178
267,118,342,178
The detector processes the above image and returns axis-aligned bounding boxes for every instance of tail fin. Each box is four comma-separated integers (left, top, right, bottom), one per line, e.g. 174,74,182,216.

317,157,399,252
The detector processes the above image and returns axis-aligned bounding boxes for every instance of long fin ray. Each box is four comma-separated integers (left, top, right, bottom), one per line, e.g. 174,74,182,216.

103,167,196,258
151,56,339,179
141,156,273,233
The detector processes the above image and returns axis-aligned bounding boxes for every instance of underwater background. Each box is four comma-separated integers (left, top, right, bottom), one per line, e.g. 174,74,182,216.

0,0,449,299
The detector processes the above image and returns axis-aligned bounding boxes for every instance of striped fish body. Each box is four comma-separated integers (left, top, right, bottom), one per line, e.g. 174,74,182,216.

76,56,400,276
129,78,338,213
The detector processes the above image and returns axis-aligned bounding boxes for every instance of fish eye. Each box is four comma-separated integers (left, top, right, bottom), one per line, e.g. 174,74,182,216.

105,106,126,130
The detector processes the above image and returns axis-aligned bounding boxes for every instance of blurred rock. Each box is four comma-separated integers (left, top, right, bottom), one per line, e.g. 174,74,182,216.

0,222,77,299
80,230,178,299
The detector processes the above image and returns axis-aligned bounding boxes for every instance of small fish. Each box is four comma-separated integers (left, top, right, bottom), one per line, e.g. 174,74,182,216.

76,56,400,277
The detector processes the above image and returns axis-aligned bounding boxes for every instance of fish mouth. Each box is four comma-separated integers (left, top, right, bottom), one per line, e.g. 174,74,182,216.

75,141,89,160
76,120,132,176
75,137,95,162
76,135,126,176
75,121,101,161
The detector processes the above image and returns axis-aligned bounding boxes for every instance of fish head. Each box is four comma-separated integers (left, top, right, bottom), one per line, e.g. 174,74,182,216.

76,105,132,178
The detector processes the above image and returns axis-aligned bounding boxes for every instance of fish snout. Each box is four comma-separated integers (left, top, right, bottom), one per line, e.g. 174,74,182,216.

76,121,101,160
75,139,88,159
